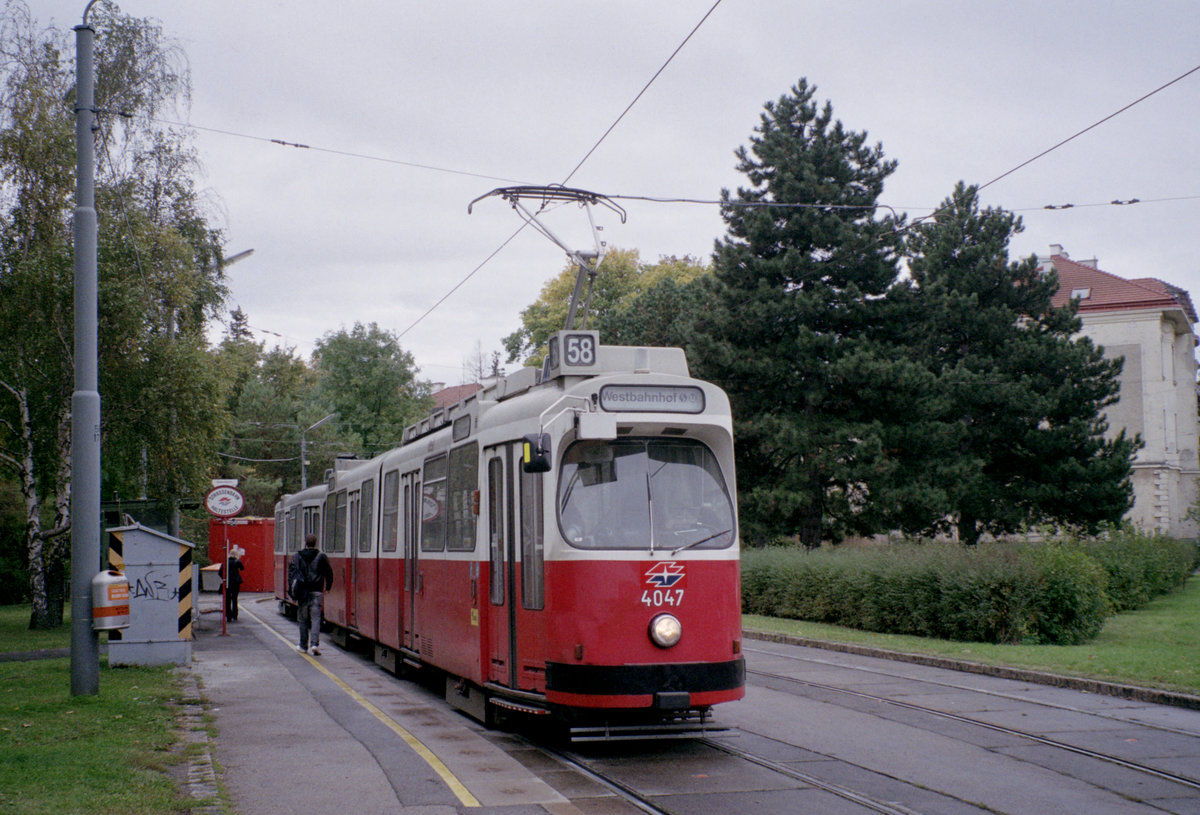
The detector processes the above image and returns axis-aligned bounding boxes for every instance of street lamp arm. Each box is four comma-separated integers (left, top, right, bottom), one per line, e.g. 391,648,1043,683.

300,413,337,490
306,412,337,433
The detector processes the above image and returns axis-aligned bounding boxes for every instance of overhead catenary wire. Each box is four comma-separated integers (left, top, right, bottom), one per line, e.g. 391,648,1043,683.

560,0,724,186
975,63,1200,195
217,451,298,463
164,59,1200,231
398,0,725,339
157,118,531,186
164,49,1197,343
903,61,1200,234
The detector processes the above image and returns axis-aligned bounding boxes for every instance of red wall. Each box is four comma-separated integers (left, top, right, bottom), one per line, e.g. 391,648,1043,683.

208,517,275,592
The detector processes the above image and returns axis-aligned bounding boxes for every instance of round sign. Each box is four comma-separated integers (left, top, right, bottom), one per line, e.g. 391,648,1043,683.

205,485,245,518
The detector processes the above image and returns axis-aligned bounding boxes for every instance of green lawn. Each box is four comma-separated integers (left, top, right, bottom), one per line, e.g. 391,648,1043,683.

745,574,1200,696
0,606,199,814
1,578,1196,813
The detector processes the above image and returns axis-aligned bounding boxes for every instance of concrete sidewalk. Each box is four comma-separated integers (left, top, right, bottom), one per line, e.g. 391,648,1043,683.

186,591,578,815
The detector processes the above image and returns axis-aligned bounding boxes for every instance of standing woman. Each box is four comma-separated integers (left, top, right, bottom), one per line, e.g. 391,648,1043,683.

221,545,246,621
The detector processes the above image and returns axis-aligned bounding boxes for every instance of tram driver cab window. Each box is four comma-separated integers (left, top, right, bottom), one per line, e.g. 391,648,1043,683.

558,438,734,551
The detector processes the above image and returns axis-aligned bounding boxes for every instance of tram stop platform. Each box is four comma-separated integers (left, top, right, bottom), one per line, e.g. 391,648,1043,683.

188,591,583,815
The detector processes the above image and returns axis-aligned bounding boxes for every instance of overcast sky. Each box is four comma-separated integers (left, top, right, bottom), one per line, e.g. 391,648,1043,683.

41,0,1200,385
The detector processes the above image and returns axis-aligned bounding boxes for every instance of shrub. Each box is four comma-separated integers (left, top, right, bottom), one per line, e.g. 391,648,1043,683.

739,533,1181,646
1023,544,1109,645
1079,530,1196,612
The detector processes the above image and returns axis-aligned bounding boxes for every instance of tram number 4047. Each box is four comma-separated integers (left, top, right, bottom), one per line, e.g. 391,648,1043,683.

641,588,684,607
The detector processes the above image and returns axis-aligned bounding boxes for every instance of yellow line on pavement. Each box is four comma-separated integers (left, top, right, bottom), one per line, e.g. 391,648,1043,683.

243,606,481,808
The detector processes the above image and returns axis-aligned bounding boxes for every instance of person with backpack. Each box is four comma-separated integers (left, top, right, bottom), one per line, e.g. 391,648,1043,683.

290,533,333,655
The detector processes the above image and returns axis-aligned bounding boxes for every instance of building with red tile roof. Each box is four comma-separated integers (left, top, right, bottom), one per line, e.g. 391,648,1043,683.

431,382,483,411
1039,246,1199,537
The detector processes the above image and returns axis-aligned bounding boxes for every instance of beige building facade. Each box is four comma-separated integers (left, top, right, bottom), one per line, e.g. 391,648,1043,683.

1040,246,1200,538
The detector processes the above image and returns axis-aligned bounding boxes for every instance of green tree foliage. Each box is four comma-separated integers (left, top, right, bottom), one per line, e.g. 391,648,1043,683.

312,322,432,458
211,319,366,513
0,2,227,627
0,1,77,627
898,183,1138,543
502,248,709,366
0,479,26,603
696,79,907,546
603,274,718,352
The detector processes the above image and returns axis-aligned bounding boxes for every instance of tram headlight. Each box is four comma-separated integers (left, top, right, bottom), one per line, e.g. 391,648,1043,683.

649,613,682,648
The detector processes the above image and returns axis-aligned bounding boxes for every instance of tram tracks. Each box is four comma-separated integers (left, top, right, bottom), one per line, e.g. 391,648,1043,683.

746,662,1200,795
697,737,926,815
533,734,929,815
744,644,1200,738
538,743,673,815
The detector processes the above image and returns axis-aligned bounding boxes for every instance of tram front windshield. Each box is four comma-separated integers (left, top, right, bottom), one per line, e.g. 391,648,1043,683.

558,438,735,552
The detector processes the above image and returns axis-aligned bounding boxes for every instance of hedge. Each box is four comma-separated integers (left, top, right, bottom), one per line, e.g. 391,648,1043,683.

741,531,1198,645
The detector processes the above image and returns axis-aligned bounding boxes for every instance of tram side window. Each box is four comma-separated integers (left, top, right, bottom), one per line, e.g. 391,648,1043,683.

292,509,304,553
283,509,294,554
488,457,504,605
323,495,335,550
348,490,361,553
359,479,374,553
448,443,478,552
329,489,348,553
422,455,447,552
521,468,544,610
304,506,321,545
275,508,284,553
381,470,399,552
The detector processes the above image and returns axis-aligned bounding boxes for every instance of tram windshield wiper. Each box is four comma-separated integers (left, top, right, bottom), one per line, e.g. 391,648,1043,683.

670,529,732,557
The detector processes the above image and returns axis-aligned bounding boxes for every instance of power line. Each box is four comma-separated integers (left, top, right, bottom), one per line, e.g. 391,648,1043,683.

561,0,724,186
166,45,1195,343
157,118,530,186
217,451,298,463
397,222,527,339
976,63,1200,195
606,191,1200,216
1021,194,1200,212
400,0,720,338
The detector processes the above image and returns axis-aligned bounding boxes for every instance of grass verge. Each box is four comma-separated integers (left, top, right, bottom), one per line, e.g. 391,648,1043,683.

745,574,1200,696
0,606,194,814
1,577,1196,812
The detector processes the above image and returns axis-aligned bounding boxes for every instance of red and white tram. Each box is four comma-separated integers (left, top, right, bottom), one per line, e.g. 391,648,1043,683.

274,329,744,740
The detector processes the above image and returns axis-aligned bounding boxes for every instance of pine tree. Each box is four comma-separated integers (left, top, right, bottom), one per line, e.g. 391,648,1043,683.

900,183,1138,543
698,79,906,545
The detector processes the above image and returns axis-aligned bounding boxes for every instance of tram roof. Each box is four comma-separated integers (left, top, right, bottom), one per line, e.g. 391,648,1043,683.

401,342,692,445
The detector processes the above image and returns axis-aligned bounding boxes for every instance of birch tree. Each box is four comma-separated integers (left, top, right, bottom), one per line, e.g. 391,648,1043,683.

0,2,226,627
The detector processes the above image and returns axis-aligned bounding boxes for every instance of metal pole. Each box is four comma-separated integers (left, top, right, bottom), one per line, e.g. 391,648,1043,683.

300,432,308,490
300,413,336,490
70,5,101,696
220,522,229,636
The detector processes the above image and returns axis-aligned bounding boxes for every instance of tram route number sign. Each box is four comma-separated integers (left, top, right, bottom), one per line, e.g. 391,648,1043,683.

205,485,245,518
548,331,598,371
561,333,596,366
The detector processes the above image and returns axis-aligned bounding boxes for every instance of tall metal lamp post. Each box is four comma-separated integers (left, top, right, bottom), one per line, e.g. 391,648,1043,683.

300,413,336,490
70,0,101,696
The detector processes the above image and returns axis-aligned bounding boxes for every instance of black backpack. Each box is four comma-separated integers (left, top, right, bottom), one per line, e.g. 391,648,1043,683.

289,553,318,602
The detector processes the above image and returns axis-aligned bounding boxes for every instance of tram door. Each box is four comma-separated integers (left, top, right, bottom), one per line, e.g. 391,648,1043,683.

401,470,420,651
486,444,519,688
346,489,360,629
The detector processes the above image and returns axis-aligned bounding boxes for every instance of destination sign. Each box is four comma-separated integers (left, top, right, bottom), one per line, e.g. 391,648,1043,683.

599,385,705,414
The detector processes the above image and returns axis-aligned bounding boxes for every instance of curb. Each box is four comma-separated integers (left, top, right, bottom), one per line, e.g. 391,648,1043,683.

175,669,223,814
744,629,1200,711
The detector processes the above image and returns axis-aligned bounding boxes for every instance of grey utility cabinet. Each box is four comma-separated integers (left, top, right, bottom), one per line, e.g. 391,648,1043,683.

105,523,195,666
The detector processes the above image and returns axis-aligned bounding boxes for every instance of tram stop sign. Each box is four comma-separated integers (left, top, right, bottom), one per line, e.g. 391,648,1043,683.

205,485,245,518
